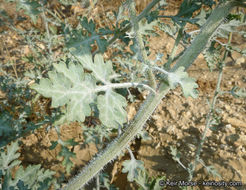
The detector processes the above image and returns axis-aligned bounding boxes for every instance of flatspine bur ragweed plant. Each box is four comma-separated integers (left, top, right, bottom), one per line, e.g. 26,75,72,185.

0,0,246,189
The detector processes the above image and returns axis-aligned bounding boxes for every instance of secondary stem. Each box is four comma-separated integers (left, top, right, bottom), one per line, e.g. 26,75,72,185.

189,32,232,181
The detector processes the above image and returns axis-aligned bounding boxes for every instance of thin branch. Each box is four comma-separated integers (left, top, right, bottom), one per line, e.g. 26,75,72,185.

188,29,200,35
127,147,135,160
189,32,233,181
152,66,169,75
177,159,188,171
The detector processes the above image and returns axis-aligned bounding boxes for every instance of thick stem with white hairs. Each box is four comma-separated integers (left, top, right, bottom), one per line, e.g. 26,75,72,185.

63,1,239,189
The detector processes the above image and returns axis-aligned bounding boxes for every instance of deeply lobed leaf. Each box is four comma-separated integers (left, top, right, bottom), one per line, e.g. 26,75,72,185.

122,158,145,182
31,62,96,122
31,55,127,127
72,46,114,83
0,141,21,173
168,67,199,98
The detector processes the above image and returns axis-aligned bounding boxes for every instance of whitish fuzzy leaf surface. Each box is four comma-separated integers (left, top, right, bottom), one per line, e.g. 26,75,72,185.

116,2,128,22
231,87,246,98
71,46,113,83
31,62,96,122
0,141,21,173
122,159,145,182
37,169,56,183
13,165,41,187
92,54,113,83
82,125,111,145
195,8,207,26
218,20,246,38
205,165,221,178
170,146,181,162
97,90,127,128
199,159,221,179
168,67,198,98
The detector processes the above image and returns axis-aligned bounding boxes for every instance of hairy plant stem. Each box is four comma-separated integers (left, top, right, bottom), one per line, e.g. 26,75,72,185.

171,0,238,72
64,84,169,190
188,32,233,181
64,1,238,189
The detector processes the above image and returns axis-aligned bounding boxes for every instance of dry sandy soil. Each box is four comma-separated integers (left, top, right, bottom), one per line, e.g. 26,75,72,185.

1,0,246,190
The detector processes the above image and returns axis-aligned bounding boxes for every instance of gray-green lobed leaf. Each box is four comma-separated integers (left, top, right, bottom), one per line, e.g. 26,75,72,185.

0,142,55,189
195,8,207,26
13,165,41,187
122,158,145,182
0,141,21,173
31,53,127,127
97,90,127,129
71,46,113,83
168,67,199,98
217,19,246,38
31,61,96,122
